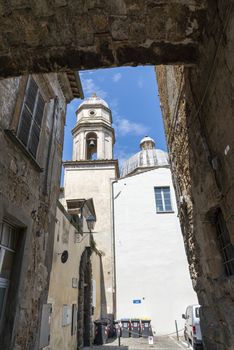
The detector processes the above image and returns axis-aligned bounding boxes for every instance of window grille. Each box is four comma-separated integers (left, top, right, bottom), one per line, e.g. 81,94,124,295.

154,187,173,213
17,77,45,158
215,209,234,277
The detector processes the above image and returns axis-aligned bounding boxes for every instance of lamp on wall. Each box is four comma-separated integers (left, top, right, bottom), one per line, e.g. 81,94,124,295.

74,215,96,243
86,215,96,233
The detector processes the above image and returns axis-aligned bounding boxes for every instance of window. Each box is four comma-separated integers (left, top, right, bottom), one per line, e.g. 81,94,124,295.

17,76,45,158
0,222,18,333
154,187,173,213
215,209,234,277
195,307,200,318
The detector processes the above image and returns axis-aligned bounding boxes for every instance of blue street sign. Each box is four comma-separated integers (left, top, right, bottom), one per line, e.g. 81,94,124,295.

133,299,141,304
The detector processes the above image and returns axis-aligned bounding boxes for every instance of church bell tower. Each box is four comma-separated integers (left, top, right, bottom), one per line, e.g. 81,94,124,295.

63,94,119,319
72,93,115,161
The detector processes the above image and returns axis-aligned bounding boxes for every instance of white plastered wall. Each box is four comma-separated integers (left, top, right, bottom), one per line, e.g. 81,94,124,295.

114,167,197,334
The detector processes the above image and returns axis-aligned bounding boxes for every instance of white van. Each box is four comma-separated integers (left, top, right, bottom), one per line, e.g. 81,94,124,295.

182,304,203,349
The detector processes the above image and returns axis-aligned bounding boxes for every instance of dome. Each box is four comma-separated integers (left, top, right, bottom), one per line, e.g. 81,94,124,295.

140,136,155,150
140,136,155,146
121,137,169,177
78,93,109,110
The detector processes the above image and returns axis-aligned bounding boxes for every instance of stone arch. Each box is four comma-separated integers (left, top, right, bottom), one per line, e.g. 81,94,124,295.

77,248,92,348
0,2,206,78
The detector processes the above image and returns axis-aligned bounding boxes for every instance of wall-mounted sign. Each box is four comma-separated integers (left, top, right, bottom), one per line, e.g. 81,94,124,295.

62,305,72,327
72,278,78,288
148,336,154,345
133,299,141,304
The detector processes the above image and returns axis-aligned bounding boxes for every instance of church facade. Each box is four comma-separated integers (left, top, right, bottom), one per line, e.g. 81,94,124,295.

113,137,197,334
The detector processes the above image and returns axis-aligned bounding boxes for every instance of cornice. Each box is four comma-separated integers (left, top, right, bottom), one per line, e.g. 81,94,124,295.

57,71,83,103
63,159,119,178
72,122,116,143
121,164,170,179
66,71,84,99
77,103,111,114
77,104,113,124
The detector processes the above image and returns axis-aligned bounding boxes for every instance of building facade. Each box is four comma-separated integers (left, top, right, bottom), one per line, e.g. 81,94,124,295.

0,72,83,349
44,199,102,350
62,94,119,319
114,137,197,334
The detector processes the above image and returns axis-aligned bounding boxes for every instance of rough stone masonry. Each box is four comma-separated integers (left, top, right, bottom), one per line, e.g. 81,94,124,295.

0,1,234,349
156,1,234,349
0,0,206,77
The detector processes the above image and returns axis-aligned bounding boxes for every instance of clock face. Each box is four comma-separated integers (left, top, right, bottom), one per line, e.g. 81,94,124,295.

88,109,96,117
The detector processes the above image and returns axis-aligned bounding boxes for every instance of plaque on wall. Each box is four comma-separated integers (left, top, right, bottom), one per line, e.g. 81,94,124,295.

72,277,78,288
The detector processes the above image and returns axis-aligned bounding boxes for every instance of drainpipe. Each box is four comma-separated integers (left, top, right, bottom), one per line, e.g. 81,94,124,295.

111,179,118,320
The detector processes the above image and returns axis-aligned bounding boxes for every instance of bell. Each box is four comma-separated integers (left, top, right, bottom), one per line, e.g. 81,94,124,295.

88,139,95,148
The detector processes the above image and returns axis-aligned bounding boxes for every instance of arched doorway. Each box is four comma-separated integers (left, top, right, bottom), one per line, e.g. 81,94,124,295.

77,248,92,348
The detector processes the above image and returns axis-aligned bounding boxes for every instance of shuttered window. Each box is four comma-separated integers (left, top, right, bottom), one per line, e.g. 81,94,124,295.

17,77,45,158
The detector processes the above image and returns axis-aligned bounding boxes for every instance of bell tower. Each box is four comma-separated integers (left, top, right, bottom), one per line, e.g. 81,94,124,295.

72,93,115,161
63,94,119,319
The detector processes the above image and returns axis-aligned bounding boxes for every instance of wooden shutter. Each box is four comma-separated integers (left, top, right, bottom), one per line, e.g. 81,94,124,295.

18,106,32,146
28,92,45,157
18,77,37,147
18,77,45,158
25,77,38,113
34,93,45,127
28,121,40,157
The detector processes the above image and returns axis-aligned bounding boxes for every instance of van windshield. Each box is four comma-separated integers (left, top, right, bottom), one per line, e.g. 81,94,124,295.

195,307,200,318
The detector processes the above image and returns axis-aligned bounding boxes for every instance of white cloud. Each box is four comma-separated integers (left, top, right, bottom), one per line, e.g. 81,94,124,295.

81,78,107,99
114,117,149,136
113,73,122,82
110,97,149,136
109,98,119,115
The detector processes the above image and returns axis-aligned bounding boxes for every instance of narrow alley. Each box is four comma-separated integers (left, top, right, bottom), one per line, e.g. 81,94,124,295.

0,2,233,350
84,337,190,350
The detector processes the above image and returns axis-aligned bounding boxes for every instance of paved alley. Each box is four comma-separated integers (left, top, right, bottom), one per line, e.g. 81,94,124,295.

83,336,190,350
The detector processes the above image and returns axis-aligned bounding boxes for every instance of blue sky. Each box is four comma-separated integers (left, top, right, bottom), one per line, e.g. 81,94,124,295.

63,66,167,172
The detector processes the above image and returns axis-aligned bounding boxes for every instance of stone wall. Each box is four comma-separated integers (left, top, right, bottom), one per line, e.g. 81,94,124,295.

0,1,206,77
0,73,72,349
156,1,234,349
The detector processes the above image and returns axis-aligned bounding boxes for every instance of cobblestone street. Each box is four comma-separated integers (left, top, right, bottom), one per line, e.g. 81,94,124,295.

83,336,190,350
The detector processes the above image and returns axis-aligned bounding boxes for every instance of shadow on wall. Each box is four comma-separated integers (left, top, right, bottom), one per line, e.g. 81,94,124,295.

77,248,92,348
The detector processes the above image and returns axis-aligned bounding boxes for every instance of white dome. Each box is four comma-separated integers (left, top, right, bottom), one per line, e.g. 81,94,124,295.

121,141,169,177
78,94,109,109
140,136,155,145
